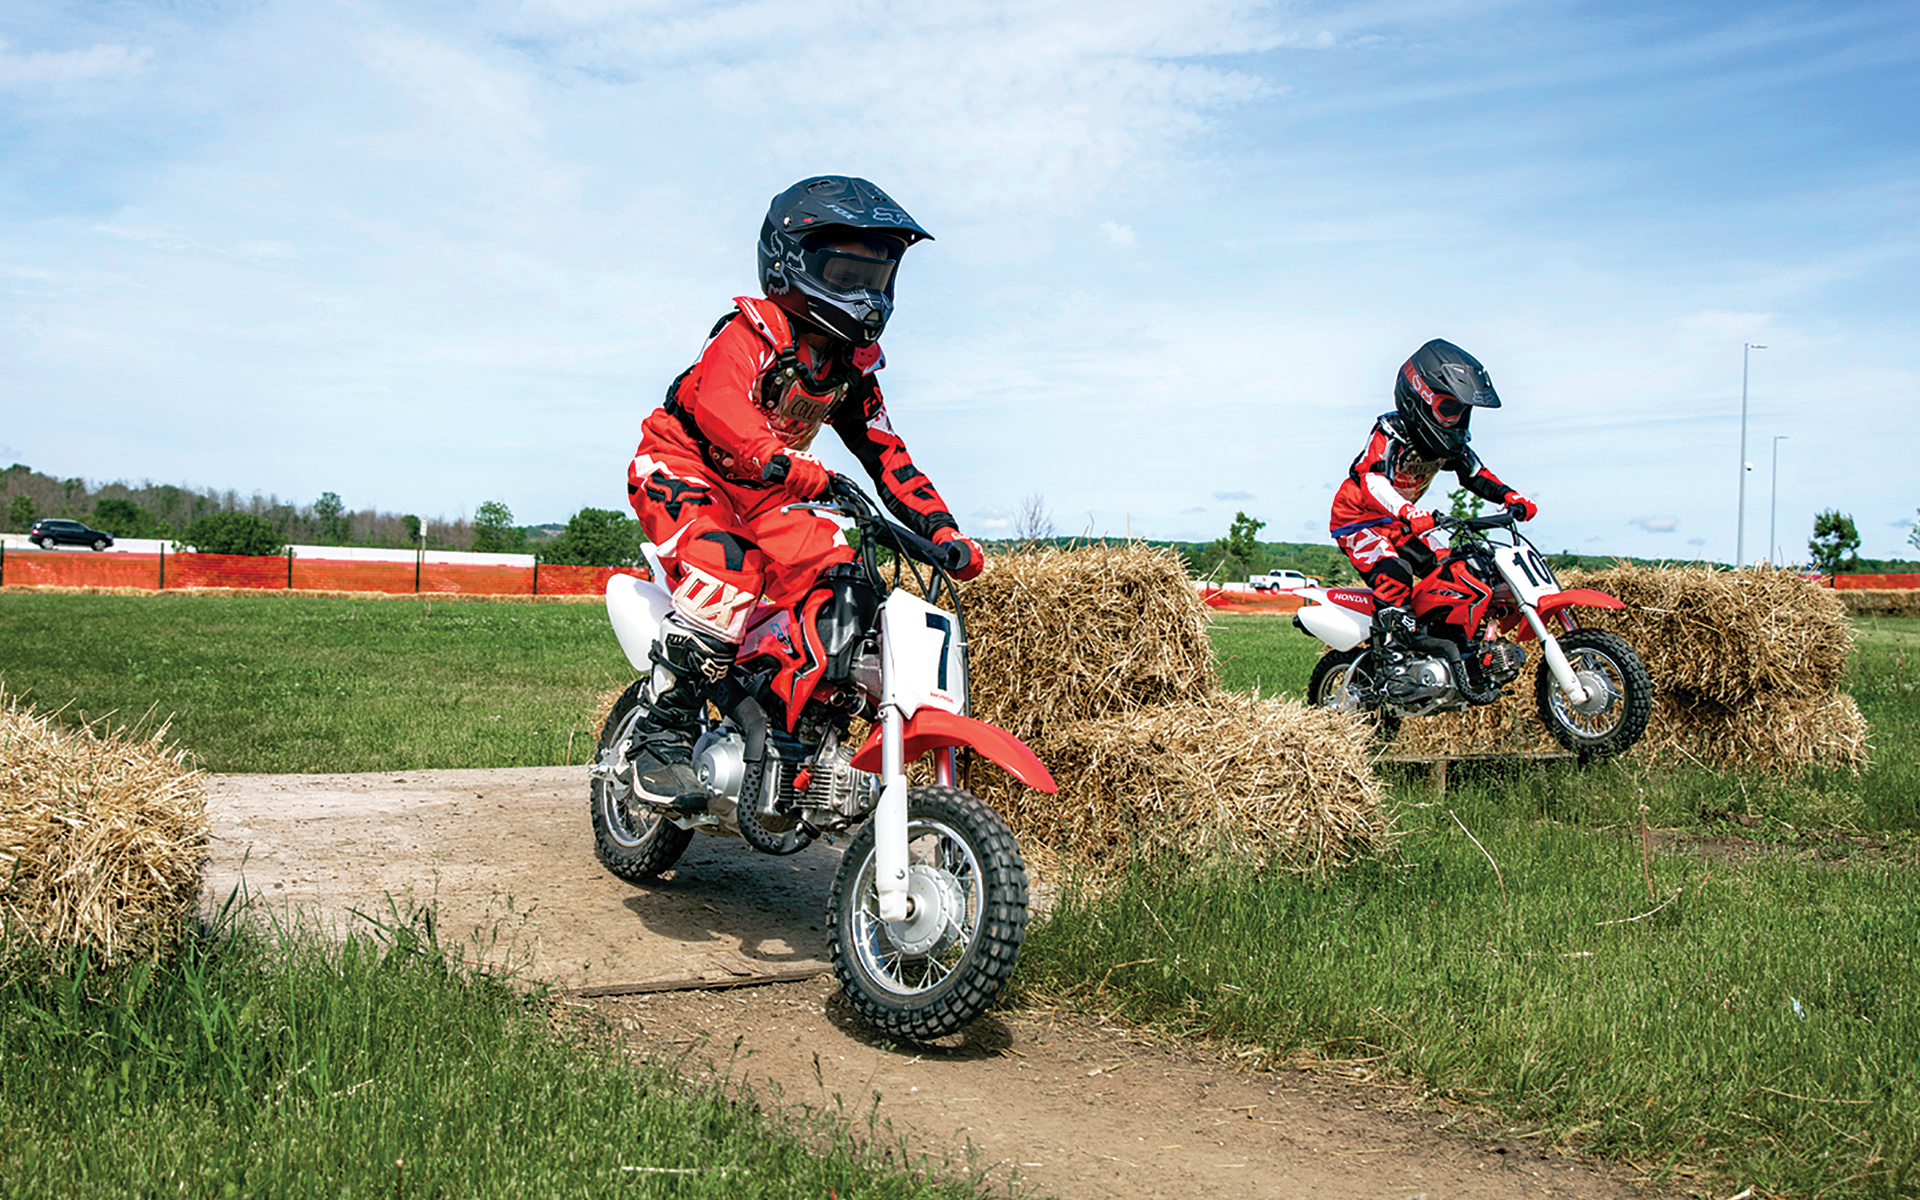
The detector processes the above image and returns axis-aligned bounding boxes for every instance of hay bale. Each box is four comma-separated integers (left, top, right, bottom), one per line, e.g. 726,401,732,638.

1386,682,1555,758
0,691,208,966
1642,690,1870,773
1839,589,1920,619
1562,565,1851,705
962,544,1214,744
975,693,1389,869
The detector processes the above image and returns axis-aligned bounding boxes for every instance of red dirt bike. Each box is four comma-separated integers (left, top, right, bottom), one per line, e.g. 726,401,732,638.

1294,511,1653,761
587,473,1056,1039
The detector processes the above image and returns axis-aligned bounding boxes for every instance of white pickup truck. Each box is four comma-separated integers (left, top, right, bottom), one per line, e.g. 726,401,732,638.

1248,569,1321,592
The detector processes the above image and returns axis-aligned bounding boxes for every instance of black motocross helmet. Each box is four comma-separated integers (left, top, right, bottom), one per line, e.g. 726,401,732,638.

757,175,933,346
1393,338,1502,459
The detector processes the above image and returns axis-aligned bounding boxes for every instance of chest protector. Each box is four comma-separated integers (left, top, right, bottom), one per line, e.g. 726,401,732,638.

665,297,883,478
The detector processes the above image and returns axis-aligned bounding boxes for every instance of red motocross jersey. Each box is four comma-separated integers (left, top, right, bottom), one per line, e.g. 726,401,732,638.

635,296,957,541
1328,413,1514,544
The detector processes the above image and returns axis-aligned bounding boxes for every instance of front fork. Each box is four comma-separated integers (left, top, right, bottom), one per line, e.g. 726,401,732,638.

872,708,959,923
1522,605,1591,707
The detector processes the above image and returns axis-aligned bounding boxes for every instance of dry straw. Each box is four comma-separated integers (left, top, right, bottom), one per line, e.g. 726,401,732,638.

962,544,1214,744
982,694,1390,868
962,544,1388,869
0,689,208,966
1562,565,1852,705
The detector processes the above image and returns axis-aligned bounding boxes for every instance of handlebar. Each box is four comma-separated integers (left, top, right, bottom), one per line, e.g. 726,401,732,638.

808,472,957,575
1434,511,1518,533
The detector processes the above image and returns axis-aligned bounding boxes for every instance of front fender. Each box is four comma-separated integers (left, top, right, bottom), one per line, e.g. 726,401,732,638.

851,709,1058,794
1517,588,1625,639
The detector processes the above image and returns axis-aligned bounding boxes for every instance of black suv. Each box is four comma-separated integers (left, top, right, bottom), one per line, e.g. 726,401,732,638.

28,519,115,551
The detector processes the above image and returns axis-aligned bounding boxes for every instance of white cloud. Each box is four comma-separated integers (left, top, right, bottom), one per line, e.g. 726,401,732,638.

1630,515,1680,533
1101,221,1139,249
1213,490,1256,501
0,39,149,86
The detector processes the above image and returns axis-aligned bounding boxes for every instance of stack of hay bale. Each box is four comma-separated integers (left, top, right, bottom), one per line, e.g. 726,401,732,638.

961,545,1389,867
0,690,208,967
1393,566,1868,771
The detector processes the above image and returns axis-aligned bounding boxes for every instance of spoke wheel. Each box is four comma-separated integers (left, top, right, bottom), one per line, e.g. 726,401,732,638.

829,786,1026,1041
589,679,694,882
1534,629,1653,762
1306,647,1401,742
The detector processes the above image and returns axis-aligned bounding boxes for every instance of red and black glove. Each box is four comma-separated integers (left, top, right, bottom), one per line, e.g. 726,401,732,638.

1503,492,1538,522
764,451,831,501
932,527,986,582
1397,505,1436,536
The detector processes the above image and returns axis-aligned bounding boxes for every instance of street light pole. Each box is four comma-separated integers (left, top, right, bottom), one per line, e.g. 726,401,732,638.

1769,434,1788,567
1736,342,1767,567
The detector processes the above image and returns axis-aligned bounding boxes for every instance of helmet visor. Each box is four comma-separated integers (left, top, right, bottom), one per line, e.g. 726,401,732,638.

806,247,897,295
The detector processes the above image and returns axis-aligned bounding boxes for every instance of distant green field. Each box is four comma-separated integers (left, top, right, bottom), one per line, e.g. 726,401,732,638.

0,591,632,773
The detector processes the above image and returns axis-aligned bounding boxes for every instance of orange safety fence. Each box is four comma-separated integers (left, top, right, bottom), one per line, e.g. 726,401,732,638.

1829,573,1920,590
0,550,644,597
533,564,631,595
1199,588,1306,614
1,551,167,590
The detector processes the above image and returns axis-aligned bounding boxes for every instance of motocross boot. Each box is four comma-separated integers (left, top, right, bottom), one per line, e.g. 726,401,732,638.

625,615,736,814
1369,605,1418,700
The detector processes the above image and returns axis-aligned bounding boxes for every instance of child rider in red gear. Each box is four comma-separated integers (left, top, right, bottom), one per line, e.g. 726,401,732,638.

622,175,987,810
1328,339,1537,687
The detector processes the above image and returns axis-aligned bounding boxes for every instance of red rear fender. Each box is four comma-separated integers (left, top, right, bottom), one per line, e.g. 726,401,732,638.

851,709,1058,794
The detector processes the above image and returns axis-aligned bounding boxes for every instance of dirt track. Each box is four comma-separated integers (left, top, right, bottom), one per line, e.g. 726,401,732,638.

204,766,1672,1200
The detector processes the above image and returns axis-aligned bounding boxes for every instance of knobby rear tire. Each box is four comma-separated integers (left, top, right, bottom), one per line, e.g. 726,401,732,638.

1534,628,1653,763
828,785,1027,1042
589,678,694,882
1306,646,1402,742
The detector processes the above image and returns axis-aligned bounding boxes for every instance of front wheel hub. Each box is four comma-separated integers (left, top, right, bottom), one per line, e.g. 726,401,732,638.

1570,669,1615,716
882,863,965,956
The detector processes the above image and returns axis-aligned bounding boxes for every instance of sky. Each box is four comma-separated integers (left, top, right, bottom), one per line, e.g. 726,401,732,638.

3,0,1916,564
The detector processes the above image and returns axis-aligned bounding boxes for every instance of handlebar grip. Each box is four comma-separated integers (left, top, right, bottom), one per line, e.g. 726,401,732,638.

762,455,790,485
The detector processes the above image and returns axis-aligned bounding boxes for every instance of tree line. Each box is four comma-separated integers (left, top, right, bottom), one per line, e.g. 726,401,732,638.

0,465,645,567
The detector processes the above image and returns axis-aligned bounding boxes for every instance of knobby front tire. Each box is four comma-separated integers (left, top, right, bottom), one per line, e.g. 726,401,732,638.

1534,629,1653,762
828,785,1027,1042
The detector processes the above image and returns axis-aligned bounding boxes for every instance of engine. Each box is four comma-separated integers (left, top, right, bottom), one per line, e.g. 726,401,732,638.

1385,656,1456,710
803,739,880,822
1480,640,1528,688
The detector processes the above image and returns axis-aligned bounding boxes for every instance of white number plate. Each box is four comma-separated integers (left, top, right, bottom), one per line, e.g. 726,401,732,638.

1495,547,1562,606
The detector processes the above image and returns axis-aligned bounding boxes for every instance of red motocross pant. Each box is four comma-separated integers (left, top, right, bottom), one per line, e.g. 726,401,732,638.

628,446,855,644
1336,524,1444,608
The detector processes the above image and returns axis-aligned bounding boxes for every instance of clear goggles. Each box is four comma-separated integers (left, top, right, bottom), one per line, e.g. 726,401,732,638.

803,245,899,295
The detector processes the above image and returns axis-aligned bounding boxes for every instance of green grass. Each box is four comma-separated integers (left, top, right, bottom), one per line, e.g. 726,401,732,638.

1020,612,1920,1197
1208,611,1326,700
0,905,993,1199
1025,832,1919,1197
8,591,1918,1195
0,592,631,773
